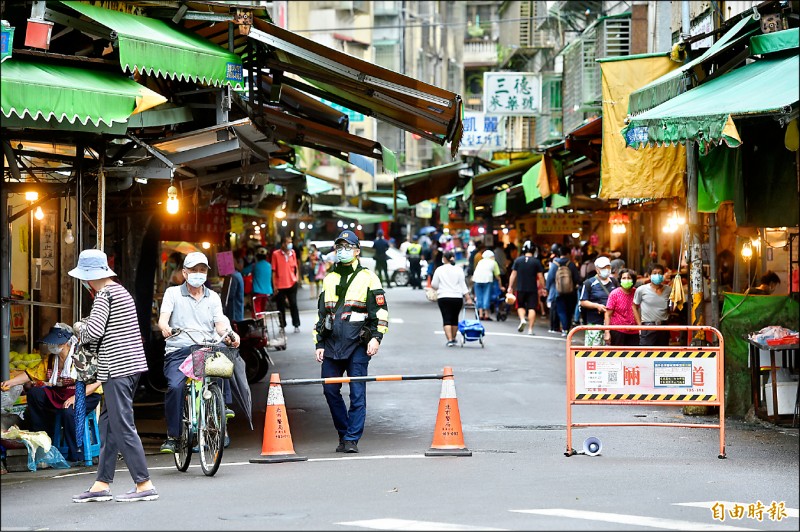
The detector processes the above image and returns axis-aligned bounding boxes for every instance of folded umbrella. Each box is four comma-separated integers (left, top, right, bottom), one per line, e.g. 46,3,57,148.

74,381,86,455
228,355,254,430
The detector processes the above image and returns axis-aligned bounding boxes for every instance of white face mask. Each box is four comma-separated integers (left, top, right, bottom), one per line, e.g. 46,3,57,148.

47,344,63,355
187,272,207,287
598,268,611,279
286,243,293,251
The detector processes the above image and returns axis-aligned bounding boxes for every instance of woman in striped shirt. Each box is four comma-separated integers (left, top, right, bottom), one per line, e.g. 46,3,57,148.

68,249,158,503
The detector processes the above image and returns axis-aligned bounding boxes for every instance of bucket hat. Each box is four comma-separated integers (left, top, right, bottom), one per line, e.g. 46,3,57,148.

68,249,116,281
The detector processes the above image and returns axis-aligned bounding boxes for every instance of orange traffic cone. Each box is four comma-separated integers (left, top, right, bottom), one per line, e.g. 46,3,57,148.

249,373,307,463
425,366,471,457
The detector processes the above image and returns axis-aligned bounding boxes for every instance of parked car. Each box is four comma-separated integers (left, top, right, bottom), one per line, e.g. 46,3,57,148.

309,240,426,287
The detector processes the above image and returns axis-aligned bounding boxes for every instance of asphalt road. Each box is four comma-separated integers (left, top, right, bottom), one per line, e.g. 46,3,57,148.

2,284,798,531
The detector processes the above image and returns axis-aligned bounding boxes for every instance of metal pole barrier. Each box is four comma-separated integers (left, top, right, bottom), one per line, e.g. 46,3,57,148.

281,373,445,386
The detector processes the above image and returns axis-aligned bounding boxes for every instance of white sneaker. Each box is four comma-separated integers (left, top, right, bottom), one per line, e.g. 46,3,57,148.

517,320,525,332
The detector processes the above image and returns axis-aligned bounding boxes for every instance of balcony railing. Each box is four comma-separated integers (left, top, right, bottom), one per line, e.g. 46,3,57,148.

463,41,498,66
464,93,483,112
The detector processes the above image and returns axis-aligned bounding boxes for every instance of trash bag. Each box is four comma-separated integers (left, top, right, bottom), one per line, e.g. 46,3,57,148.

1,385,23,413
25,440,70,471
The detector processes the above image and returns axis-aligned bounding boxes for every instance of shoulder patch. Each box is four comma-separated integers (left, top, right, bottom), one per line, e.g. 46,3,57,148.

375,294,386,306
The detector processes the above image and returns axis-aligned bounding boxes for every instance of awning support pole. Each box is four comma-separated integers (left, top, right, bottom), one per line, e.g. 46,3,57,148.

709,212,720,330
1,150,10,381
686,139,705,345
97,162,105,251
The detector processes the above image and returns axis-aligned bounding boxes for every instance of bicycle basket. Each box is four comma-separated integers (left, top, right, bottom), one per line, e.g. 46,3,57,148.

190,345,238,379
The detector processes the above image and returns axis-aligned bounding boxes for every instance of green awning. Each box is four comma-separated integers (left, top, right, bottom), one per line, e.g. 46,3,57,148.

306,175,336,195
63,1,243,87
622,55,799,151
472,156,541,193
396,161,465,205
628,14,757,116
750,28,799,56
522,161,543,203
0,59,167,128
362,193,409,210
332,210,393,225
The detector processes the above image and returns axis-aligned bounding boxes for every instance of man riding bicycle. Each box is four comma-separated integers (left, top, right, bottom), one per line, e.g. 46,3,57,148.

157,251,240,454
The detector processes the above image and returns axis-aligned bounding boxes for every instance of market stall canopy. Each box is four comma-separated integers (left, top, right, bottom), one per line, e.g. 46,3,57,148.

248,19,463,157
0,59,167,131
332,210,394,225
306,175,337,196
472,156,541,195
622,54,799,151
60,1,243,87
396,162,466,205
627,14,758,116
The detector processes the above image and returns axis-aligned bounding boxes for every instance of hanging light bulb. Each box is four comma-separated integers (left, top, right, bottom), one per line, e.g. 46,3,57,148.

64,222,75,244
34,206,44,220
25,191,39,201
299,222,306,230
201,241,211,250
166,185,180,214
741,241,753,259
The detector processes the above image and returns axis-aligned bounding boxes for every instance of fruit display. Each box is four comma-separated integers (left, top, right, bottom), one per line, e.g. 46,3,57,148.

7,351,42,371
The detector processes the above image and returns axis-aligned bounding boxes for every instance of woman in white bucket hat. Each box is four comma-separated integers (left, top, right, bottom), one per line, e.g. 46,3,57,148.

69,249,158,503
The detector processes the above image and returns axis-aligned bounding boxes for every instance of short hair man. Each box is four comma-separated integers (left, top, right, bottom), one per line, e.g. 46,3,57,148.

632,263,671,346
579,256,618,346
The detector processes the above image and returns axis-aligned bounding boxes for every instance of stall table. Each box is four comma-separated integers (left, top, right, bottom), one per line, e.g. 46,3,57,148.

746,337,799,426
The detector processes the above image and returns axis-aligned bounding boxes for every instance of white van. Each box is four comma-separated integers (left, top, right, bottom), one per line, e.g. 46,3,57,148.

309,240,426,287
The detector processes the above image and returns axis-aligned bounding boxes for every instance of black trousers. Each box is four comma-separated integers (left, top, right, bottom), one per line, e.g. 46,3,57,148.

276,282,300,328
409,258,422,289
25,386,101,462
375,258,391,287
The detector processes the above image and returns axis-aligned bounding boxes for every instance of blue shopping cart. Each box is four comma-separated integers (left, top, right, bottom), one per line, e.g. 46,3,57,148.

458,304,485,348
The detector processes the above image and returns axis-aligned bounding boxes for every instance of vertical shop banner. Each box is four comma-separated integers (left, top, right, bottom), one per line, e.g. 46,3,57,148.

160,203,228,244
39,211,56,271
216,251,235,276
483,72,541,116
459,111,505,152
415,201,433,219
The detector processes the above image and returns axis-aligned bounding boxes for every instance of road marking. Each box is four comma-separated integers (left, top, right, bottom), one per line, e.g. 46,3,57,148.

52,455,427,478
510,509,756,531
338,518,507,530
674,502,799,518
390,318,405,323
434,331,563,341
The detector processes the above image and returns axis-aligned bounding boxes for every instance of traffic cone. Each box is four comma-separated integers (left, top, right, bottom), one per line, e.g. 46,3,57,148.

425,366,471,457
249,373,307,463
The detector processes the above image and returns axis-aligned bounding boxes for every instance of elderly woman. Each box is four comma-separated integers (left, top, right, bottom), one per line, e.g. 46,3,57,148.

431,251,473,347
0,324,102,466
68,249,157,503
472,249,504,321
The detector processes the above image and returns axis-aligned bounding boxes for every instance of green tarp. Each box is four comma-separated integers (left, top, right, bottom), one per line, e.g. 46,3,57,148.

332,210,393,225
63,1,243,87
720,293,799,416
381,146,398,174
306,175,336,195
522,161,542,204
697,145,739,213
749,28,798,56
0,59,166,128
492,190,507,217
623,55,799,150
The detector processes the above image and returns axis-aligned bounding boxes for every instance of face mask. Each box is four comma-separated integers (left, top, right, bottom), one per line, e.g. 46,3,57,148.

650,274,664,285
621,279,634,290
598,269,611,279
336,248,355,263
47,344,63,354
187,273,207,287
286,243,293,251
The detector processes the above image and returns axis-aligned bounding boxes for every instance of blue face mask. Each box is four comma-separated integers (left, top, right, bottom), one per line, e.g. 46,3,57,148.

650,274,664,285
187,273,207,288
286,243,293,251
336,248,355,263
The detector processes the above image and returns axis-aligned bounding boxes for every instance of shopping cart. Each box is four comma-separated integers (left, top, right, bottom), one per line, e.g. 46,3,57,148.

252,295,286,351
458,304,485,348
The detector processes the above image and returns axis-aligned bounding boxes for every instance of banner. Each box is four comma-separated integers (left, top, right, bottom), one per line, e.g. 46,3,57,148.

160,203,228,244
536,213,583,234
483,72,541,116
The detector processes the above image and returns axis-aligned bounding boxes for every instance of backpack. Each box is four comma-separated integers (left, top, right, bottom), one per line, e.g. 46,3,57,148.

555,262,574,295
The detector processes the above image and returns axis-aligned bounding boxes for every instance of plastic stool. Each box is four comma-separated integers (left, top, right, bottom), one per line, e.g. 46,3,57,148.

53,409,101,466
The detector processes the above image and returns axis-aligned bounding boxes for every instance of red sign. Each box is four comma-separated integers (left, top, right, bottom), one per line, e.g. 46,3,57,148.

160,203,228,244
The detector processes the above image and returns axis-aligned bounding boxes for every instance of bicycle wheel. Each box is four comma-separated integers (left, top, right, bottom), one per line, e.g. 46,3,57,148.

174,383,193,471
199,381,225,476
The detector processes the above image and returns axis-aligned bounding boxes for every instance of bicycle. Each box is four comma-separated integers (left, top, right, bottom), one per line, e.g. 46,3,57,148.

166,327,238,476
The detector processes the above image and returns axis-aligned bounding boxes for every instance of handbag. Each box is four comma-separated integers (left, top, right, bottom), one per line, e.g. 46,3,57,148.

74,290,112,384
425,287,438,302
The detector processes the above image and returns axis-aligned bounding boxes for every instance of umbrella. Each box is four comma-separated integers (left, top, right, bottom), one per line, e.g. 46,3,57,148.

74,381,86,456
669,273,686,312
417,226,437,235
228,355,254,430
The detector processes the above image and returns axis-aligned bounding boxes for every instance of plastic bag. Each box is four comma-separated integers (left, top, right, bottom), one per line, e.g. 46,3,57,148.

24,440,70,471
178,353,196,380
1,385,23,412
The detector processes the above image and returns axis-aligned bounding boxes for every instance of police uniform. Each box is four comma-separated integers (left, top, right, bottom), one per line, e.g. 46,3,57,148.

313,231,389,451
407,240,423,289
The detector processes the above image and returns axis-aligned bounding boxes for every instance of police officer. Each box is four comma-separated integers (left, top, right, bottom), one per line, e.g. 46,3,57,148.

313,230,389,453
406,236,423,290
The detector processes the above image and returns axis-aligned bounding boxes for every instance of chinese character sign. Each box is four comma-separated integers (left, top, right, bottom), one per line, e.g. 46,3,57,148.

39,211,56,272
459,112,506,152
536,213,584,234
483,72,541,116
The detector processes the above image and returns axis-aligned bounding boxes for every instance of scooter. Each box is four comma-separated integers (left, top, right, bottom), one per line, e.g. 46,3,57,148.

234,318,272,384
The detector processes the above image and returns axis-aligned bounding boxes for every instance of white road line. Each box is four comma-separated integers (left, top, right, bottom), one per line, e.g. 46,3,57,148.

52,454,427,478
389,318,405,323
338,518,507,531
674,502,799,518
433,330,564,341
510,509,756,531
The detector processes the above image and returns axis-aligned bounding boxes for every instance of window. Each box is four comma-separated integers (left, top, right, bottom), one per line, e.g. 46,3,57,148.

374,41,400,72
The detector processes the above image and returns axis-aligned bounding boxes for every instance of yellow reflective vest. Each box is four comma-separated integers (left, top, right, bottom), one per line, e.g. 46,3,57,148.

313,259,389,359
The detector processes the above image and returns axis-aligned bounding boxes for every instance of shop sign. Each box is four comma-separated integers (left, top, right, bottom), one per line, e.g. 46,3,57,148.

39,211,56,271
415,201,433,219
536,213,583,234
1,25,14,63
624,125,649,146
226,62,243,83
459,111,505,152
230,214,244,234
216,250,235,276
483,72,541,116
160,203,228,244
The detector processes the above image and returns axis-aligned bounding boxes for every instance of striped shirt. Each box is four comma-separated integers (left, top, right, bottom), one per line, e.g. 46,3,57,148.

78,283,148,382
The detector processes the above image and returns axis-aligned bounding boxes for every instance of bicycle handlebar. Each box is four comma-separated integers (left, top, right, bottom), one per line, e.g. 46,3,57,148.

168,327,235,345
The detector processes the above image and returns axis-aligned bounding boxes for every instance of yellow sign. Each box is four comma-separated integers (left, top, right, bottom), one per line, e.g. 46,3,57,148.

536,213,583,234
230,214,244,234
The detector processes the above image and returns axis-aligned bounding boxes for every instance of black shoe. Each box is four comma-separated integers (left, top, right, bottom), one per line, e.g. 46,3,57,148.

343,440,359,453
335,440,345,453
160,438,178,454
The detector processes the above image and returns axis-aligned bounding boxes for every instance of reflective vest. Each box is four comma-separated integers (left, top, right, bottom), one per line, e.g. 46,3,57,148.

407,243,422,257
312,260,389,359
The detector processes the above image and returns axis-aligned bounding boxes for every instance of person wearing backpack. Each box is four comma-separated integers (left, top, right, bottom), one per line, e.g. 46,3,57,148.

578,256,618,346
546,246,580,337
